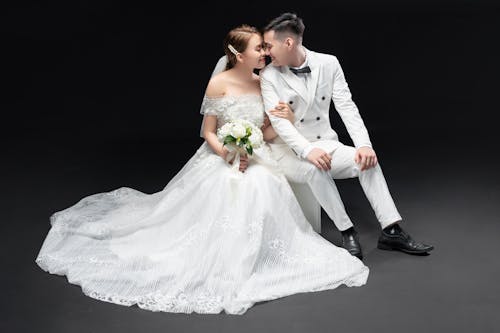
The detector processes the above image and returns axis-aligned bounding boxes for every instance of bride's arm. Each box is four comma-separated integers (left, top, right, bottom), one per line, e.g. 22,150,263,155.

262,115,279,141
202,115,230,160
202,75,231,161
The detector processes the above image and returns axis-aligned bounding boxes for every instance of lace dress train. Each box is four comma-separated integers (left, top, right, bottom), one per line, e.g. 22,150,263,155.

35,94,369,315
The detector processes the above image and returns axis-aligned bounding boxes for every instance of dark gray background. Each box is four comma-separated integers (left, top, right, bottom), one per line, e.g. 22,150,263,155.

2,0,500,332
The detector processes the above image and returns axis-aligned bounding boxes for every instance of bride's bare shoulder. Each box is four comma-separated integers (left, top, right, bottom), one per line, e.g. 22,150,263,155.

206,72,229,97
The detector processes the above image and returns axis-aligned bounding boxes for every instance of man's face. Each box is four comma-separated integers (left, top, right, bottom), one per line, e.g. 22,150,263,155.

263,30,289,67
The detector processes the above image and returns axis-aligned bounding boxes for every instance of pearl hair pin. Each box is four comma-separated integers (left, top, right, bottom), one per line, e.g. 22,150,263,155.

228,44,239,56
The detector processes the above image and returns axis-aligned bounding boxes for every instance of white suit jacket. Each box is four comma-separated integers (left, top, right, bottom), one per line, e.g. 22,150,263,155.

260,47,372,158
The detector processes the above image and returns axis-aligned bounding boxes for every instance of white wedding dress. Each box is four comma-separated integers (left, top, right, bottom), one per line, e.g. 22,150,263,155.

35,94,369,315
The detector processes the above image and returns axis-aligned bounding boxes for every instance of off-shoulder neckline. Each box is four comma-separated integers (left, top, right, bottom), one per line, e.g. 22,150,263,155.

203,93,262,100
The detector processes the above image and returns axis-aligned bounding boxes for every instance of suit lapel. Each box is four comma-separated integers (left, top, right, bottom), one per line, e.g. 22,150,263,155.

278,67,309,104
277,48,321,118
305,49,320,108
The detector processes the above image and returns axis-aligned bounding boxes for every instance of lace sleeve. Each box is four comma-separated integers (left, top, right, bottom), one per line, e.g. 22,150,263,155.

200,95,225,116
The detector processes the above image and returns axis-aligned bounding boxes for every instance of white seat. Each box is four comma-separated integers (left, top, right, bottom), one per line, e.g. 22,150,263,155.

289,182,322,233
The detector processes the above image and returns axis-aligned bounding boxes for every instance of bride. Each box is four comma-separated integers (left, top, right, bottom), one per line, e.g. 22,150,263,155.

35,24,369,315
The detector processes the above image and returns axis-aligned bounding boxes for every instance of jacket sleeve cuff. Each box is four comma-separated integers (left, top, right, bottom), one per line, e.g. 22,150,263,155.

355,143,373,149
300,144,315,159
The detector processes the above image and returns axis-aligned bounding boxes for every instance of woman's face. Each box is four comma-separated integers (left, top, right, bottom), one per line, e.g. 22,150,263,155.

241,34,266,69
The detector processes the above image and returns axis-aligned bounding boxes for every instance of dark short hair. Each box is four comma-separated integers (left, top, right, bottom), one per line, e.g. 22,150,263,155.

263,13,305,39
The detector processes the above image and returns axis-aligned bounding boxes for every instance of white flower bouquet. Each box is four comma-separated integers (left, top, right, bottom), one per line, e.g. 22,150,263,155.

217,119,263,169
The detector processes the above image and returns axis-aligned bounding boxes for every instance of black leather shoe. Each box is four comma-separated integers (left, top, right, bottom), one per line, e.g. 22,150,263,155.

341,227,363,259
377,224,434,254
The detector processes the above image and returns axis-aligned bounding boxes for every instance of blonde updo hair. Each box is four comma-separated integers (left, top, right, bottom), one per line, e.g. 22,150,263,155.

223,25,261,70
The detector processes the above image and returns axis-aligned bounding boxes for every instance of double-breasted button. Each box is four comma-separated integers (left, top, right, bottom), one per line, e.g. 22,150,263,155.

317,135,321,139
316,116,320,120
300,119,304,122
289,100,294,105
321,96,326,100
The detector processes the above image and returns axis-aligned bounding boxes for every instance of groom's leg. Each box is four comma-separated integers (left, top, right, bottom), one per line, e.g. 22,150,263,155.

276,150,354,231
328,144,402,229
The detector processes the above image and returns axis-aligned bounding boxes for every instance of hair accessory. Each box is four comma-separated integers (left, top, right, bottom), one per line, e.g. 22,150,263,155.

228,44,239,56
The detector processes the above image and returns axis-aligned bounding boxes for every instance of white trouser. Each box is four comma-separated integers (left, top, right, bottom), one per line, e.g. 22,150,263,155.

272,143,402,231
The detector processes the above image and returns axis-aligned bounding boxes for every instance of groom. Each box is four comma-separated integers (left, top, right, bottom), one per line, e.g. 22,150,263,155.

260,13,433,259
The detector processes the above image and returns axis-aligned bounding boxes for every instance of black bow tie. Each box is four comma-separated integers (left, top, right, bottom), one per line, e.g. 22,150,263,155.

289,66,311,75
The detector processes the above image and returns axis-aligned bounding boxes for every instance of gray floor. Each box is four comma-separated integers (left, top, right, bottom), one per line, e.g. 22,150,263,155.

3,134,500,332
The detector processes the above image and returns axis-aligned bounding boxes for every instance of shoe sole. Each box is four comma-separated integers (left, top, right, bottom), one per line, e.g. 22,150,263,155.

377,242,434,254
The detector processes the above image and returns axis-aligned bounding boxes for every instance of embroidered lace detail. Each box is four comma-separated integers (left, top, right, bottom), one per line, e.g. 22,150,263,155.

200,94,265,129
82,287,233,314
35,94,369,316
137,291,224,313
268,236,345,265
36,252,158,269
191,146,220,168
69,288,225,313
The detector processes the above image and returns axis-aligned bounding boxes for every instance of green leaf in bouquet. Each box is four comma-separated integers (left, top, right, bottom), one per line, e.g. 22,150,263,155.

223,135,236,145
246,127,252,136
246,145,253,155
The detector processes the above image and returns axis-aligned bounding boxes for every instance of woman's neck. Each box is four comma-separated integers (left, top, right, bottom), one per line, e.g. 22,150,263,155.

231,64,254,81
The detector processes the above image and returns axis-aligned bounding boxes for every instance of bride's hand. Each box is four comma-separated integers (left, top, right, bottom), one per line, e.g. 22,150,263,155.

221,147,248,172
239,154,249,173
269,101,294,123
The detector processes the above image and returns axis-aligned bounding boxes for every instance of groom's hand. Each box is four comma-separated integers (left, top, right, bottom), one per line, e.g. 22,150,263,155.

354,147,378,171
269,101,294,123
307,148,332,171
